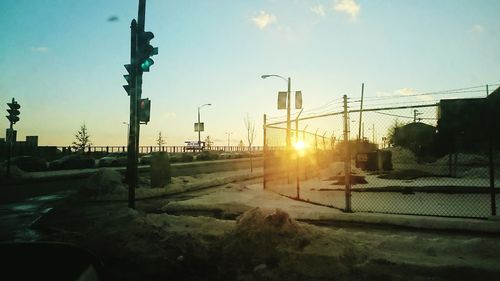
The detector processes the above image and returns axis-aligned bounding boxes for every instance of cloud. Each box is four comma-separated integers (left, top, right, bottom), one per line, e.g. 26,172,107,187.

376,91,393,97
311,4,326,17
31,46,48,53
470,24,484,33
397,88,416,96
333,0,360,20
251,11,277,29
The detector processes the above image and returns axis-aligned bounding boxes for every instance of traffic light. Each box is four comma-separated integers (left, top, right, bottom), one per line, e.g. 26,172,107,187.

137,31,158,72
138,98,151,124
123,64,136,96
6,98,21,124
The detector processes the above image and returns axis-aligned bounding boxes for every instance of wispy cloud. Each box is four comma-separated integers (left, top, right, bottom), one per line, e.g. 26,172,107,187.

311,4,326,17
333,0,360,20
251,11,277,29
31,46,49,53
469,24,484,33
397,88,416,96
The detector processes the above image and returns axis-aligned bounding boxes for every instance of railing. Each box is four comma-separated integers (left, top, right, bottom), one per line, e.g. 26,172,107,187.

53,145,264,155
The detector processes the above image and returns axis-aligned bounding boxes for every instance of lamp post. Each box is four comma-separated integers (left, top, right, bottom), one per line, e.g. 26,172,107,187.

261,74,291,149
197,103,211,151
225,132,232,150
123,122,129,146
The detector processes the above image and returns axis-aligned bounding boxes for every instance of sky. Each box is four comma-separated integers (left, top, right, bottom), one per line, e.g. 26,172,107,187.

1,0,499,147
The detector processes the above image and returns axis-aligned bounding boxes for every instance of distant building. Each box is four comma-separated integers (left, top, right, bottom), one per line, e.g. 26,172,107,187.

393,122,436,159
436,86,500,154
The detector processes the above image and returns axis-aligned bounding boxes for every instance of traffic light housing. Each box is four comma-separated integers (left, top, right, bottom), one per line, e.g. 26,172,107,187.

139,98,151,124
6,98,21,124
123,64,136,96
137,31,158,72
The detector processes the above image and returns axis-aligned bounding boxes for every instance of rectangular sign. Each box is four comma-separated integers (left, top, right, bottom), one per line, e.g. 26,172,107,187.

295,91,302,109
194,122,205,132
277,92,287,110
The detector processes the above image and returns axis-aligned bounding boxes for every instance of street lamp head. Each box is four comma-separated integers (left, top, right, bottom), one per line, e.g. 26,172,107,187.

199,103,212,110
261,75,270,79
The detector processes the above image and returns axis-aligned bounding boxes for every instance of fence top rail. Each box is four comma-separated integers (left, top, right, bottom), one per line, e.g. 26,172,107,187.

348,103,439,114
266,103,439,126
266,110,344,126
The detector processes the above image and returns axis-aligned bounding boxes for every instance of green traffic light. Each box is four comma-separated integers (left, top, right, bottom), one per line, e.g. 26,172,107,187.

140,58,154,71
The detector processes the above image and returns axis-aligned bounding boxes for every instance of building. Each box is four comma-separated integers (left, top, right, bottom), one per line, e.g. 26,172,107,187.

436,86,500,154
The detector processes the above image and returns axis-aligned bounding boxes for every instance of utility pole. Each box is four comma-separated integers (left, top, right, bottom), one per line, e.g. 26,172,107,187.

358,83,364,141
343,95,351,212
286,77,291,149
295,109,303,199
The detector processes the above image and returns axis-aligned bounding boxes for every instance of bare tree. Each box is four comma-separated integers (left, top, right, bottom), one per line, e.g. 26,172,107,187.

72,124,92,153
204,135,213,149
244,114,257,172
156,132,166,150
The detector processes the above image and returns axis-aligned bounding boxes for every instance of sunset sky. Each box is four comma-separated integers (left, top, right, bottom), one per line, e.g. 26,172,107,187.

1,0,499,147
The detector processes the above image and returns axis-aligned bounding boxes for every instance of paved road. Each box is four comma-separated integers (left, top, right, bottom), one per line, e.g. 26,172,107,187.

0,178,86,242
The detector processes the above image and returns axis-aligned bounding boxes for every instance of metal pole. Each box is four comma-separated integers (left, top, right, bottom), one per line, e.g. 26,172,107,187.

487,84,496,215
6,122,13,178
198,107,201,150
127,19,138,209
343,95,352,212
358,83,364,141
286,77,291,149
263,114,267,190
295,109,303,199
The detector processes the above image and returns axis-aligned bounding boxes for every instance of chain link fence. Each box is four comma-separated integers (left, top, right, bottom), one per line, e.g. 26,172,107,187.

264,94,499,218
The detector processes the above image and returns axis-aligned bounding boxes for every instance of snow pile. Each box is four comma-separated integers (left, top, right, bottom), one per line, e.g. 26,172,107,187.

219,208,312,269
435,153,489,166
0,164,25,178
386,147,417,163
327,162,364,176
81,168,127,197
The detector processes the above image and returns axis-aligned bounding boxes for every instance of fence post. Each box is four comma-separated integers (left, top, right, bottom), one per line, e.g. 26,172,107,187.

294,113,303,199
263,114,267,190
343,95,352,212
487,84,497,216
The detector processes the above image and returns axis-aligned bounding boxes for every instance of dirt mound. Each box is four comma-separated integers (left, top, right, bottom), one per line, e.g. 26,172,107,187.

81,168,126,197
219,208,312,272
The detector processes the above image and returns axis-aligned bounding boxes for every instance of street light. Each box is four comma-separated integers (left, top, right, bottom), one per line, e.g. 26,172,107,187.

197,103,212,151
123,122,129,146
261,74,291,149
225,132,233,149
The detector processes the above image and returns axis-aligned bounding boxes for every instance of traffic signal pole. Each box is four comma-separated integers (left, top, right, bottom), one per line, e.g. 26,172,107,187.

6,120,13,178
127,19,138,209
126,0,157,208
5,98,21,179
